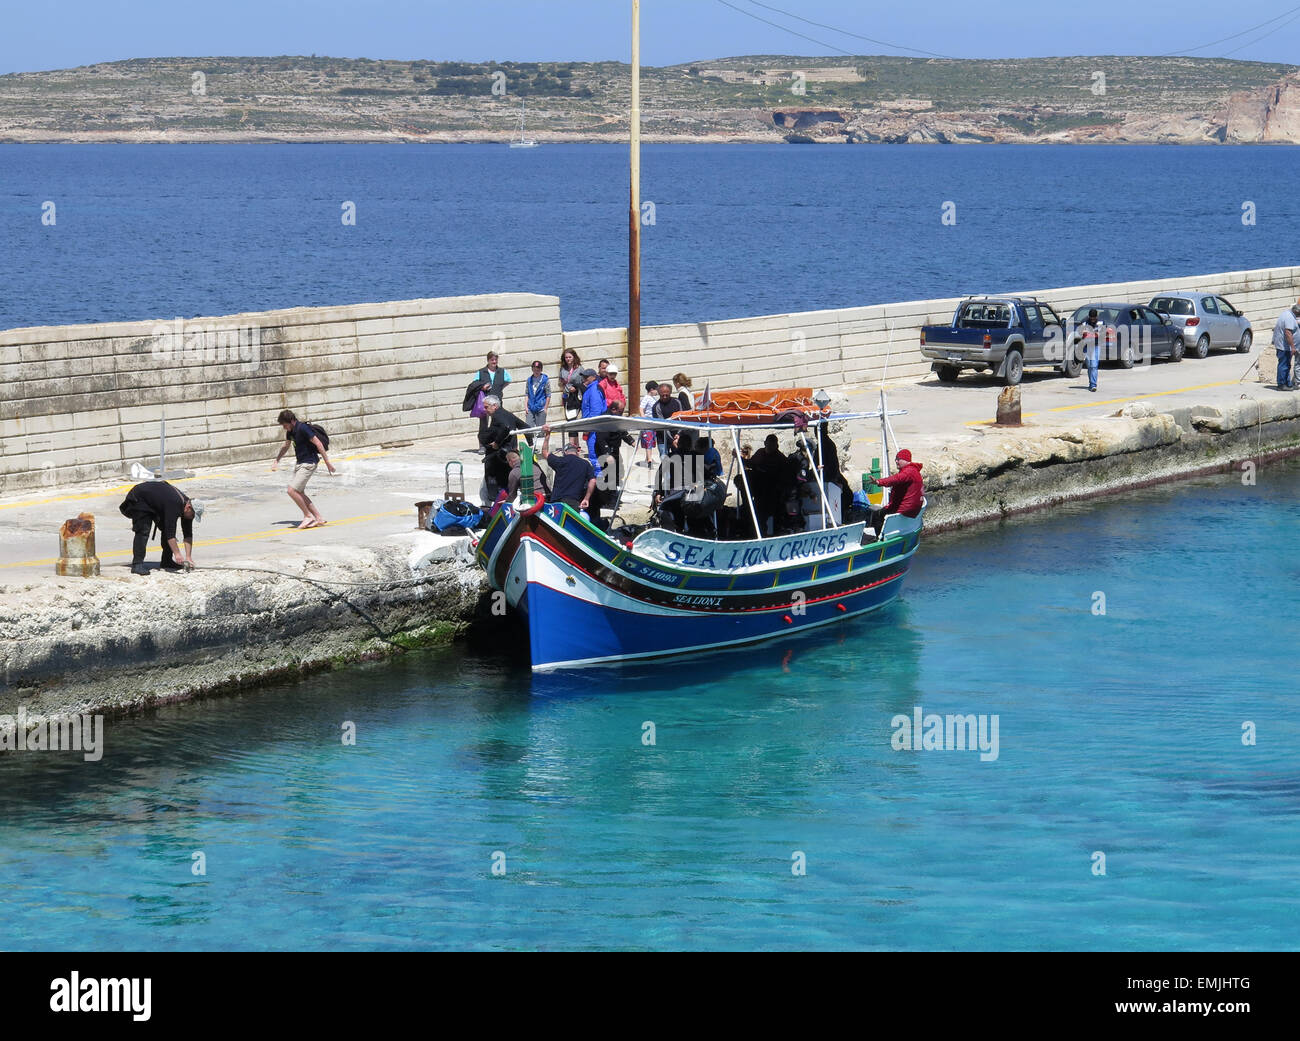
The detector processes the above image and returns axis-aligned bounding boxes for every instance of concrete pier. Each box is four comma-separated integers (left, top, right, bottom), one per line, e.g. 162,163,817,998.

3,270,1298,715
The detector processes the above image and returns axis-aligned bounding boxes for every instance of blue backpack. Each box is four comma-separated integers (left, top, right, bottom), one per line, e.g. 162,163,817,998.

432,499,483,534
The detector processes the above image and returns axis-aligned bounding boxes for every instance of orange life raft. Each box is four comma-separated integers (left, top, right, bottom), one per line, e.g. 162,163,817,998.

673,388,824,425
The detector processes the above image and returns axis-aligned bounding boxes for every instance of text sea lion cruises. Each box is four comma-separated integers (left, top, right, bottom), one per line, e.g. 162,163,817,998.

474,392,925,670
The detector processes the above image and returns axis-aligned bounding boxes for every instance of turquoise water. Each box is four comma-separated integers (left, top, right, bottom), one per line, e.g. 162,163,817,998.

2,466,1298,951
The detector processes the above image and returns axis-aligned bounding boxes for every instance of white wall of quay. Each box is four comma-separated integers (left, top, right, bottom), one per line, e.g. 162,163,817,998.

3,266,1299,496
0,293,563,495
566,264,1300,391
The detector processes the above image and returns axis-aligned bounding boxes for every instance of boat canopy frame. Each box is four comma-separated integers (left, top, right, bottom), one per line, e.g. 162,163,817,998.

528,402,908,536
522,409,906,438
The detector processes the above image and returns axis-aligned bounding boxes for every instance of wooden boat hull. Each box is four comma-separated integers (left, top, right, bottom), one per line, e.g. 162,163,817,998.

475,502,923,671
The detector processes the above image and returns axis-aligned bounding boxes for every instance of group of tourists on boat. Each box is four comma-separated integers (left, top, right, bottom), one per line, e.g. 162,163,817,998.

463,348,925,545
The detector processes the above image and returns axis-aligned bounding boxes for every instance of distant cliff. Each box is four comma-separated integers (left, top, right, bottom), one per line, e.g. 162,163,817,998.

0,54,1296,144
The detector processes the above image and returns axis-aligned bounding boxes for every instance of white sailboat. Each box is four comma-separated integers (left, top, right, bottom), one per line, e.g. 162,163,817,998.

509,99,538,148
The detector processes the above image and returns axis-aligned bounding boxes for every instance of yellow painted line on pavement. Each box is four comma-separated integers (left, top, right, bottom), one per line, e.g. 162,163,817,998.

340,450,393,461
1043,379,1242,414
963,378,1245,426
0,507,414,569
0,473,235,512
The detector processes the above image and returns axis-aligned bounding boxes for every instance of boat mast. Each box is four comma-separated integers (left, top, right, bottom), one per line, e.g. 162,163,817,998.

627,0,642,398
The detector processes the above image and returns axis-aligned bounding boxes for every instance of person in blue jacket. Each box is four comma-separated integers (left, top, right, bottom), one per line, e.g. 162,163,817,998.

579,368,606,477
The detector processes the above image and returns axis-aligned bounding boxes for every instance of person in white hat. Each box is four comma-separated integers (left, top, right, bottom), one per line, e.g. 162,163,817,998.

599,364,626,410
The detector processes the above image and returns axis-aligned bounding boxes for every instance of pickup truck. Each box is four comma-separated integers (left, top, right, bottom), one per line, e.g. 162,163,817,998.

920,297,1071,386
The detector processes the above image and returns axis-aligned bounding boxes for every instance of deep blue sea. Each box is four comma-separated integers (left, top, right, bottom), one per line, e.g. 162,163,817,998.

1,466,1297,951
0,142,1297,332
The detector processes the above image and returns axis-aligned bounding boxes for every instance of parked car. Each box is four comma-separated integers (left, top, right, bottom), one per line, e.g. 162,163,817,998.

920,296,1068,386
1067,303,1185,367
1148,292,1252,358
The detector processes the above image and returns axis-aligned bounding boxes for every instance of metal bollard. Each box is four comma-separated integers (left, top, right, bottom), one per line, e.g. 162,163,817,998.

57,513,101,577
996,386,1022,426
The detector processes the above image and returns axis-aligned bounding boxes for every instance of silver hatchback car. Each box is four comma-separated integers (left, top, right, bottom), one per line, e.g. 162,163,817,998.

1148,292,1253,358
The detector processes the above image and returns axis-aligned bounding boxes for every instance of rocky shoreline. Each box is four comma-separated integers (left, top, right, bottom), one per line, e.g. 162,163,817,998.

3,55,1299,146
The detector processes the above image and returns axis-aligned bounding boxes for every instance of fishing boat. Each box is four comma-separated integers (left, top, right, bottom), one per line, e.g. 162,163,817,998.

472,3,924,670
473,399,924,671
509,100,538,148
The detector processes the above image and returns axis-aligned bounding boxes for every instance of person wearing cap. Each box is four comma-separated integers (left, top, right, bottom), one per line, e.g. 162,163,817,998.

869,449,924,539
1272,299,1300,389
599,364,626,410
579,368,607,477
1076,308,1105,393
118,480,202,575
539,425,597,514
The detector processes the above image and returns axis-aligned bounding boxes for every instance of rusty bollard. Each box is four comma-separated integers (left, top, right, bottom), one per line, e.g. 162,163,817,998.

56,512,101,577
995,385,1022,426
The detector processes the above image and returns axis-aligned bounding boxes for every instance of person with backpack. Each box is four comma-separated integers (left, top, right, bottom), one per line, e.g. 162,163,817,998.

470,351,512,451
272,409,336,529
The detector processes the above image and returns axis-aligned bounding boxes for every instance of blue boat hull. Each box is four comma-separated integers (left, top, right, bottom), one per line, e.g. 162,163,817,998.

475,502,923,671
519,564,909,670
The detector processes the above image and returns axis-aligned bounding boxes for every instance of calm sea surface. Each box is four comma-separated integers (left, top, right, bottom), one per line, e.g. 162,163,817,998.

1,466,1297,951
1,143,1296,950
0,142,1297,331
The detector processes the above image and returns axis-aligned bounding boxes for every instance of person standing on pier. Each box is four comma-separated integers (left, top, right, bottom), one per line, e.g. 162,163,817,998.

599,364,626,410
1077,309,1104,393
472,351,512,446
558,348,583,421
579,368,606,476
638,380,659,467
673,373,695,412
272,410,336,529
524,360,550,439
652,383,681,457
1272,301,1300,389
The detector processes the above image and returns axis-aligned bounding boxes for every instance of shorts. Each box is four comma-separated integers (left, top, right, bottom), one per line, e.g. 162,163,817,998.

289,462,318,493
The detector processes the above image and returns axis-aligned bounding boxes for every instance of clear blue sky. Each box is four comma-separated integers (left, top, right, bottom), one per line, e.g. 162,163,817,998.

3,0,1298,74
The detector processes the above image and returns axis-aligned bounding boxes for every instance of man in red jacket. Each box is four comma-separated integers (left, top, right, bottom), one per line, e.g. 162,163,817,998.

870,448,924,538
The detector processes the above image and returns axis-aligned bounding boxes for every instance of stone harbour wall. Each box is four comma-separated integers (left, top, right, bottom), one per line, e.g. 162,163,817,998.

0,293,564,495
4,266,1298,495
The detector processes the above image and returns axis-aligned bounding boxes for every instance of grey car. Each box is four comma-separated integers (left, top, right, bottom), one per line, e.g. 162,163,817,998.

1068,303,1184,367
1148,292,1253,359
